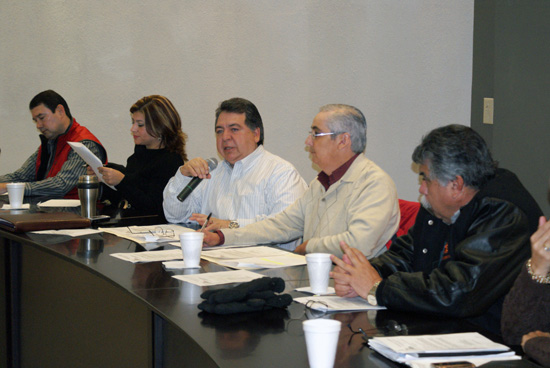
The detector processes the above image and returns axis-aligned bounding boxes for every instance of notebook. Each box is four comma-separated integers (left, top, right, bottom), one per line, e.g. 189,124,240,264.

0,212,91,233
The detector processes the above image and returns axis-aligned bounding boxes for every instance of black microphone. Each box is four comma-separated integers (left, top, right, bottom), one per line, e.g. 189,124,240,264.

177,158,218,202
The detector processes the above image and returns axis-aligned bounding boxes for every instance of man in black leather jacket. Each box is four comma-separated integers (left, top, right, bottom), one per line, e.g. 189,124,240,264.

331,124,542,330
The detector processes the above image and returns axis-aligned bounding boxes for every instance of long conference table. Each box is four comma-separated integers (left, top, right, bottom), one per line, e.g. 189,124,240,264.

0,206,541,368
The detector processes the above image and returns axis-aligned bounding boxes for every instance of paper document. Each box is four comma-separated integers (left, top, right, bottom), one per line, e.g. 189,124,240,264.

368,332,518,368
1,204,30,210
172,269,263,286
68,141,115,190
30,228,103,236
100,224,193,244
201,245,306,269
38,199,81,207
296,286,335,295
111,249,182,263
294,295,386,312
407,357,520,368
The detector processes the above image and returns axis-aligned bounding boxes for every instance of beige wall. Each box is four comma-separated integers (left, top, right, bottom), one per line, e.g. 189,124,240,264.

0,1,473,201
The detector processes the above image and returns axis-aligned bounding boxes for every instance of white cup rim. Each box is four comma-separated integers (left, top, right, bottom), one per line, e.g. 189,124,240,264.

306,253,331,259
306,253,332,263
302,319,341,332
179,232,205,239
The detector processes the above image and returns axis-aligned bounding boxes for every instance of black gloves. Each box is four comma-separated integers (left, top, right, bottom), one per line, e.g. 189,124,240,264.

198,277,293,314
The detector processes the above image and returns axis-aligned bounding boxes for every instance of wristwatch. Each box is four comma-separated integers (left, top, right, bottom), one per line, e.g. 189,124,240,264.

228,220,240,229
367,280,381,306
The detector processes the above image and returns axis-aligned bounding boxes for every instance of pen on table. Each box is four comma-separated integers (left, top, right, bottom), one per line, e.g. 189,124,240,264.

200,213,212,231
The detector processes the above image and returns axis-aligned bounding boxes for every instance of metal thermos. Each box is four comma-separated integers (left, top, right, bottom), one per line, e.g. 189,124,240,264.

78,175,99,218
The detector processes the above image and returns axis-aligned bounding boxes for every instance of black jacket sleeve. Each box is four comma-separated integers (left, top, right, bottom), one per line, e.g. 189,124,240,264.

371,198,532,318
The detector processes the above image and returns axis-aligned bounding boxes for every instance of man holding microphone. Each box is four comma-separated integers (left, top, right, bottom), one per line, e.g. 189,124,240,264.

163,97,306,250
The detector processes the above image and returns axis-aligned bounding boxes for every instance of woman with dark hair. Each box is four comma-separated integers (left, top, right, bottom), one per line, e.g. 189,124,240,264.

90,95,187,222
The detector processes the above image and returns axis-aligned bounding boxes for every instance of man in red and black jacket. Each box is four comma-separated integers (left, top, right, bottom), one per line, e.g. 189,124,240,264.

0,90,107,199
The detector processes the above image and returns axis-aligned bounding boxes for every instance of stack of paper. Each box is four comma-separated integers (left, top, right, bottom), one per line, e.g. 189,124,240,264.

100,224,192,244
37,199,81,207
111,249,182,263
368,332,519,368
200,246,306,269
172,269,264,286
294,295,386,311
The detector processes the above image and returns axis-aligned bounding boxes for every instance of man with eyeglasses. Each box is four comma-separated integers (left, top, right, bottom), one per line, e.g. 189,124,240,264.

203,104,399,258
163,97,307,250
0,90,106,199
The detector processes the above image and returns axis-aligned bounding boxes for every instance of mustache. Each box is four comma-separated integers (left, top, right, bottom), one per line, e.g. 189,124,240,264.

419,195,431,210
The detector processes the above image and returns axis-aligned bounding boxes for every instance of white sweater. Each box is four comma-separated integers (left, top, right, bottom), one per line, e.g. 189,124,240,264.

222,154,399,258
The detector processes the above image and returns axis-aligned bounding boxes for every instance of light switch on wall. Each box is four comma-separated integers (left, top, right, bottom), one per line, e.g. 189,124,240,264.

483,98,494,125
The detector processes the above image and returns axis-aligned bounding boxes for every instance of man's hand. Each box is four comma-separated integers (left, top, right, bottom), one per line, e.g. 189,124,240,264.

530,216,550,276
330,241,382,299
190,213,210,226
189,213,230,231
521,330,550,349
294,240,308,255
179,158,212,179
202,231,222,247
329,250,360,298
86,166,96,176
97,166,124,186
0,183,7,195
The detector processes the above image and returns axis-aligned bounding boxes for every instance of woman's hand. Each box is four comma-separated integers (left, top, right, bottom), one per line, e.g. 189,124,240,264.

529,216,550,276
97,166,124,186
521,330,550,349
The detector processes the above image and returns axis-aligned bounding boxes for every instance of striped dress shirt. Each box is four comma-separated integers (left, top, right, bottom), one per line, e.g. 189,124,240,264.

0,140,105,197
163,145,307,248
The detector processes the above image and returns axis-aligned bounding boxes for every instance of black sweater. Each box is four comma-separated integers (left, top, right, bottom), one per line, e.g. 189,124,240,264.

101,145,184,222
502,265,550,367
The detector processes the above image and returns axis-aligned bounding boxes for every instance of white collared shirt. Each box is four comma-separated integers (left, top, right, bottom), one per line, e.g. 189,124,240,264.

163,145,307,229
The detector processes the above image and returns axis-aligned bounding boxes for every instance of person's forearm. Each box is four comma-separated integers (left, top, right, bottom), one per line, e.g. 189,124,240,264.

163,172,197,223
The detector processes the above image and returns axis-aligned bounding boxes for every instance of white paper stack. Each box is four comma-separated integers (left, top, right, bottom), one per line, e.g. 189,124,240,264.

368,332,520,368
200,245,306,269
100,224,192,244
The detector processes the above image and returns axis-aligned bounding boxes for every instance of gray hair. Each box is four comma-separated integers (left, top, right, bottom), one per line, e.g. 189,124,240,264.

412,124,497,189
319,104,367,153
